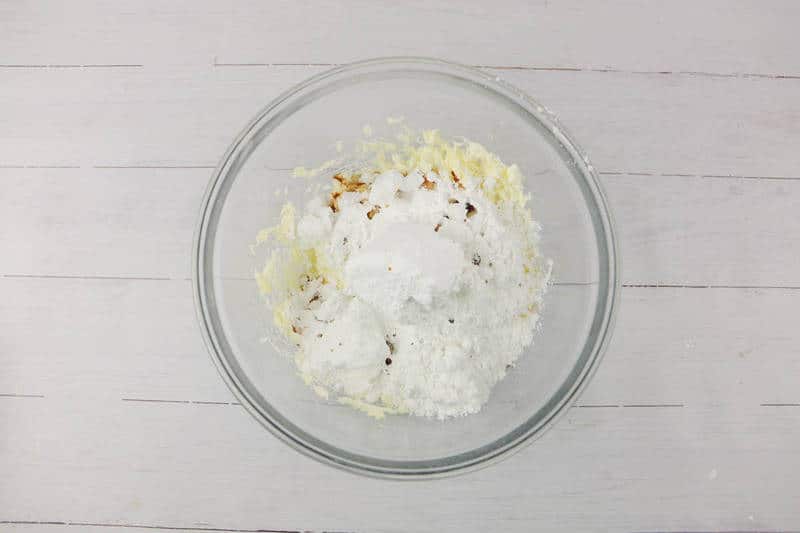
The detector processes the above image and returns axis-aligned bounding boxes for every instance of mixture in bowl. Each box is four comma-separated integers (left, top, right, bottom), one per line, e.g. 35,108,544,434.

254,129,551,419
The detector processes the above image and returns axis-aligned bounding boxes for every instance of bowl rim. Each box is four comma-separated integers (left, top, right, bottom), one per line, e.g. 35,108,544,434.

192,56,620,479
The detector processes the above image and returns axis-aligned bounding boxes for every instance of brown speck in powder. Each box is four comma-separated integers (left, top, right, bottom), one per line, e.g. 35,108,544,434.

448,318,455,324
342,237,348,245
443,214,450,219
388,265,392,271
465,202,477,218
450,170,465,190
385,357,392,366
317,333,323,338
367,205,381,220
420,175,437,190
359,198,368,205
328,191,342,213
434,222,442,232
309,292,321,304
472,253,481,266
448,198,460,204
291,325,303,335
385,338,395,355
333,173,368,192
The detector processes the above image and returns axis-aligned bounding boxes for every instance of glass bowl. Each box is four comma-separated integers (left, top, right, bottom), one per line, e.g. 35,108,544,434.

193,57,618,478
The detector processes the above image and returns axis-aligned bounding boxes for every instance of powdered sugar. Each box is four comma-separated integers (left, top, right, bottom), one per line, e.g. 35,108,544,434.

256,132,551,419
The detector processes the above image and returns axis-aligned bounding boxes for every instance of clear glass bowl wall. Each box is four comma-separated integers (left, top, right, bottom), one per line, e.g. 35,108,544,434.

194,58,618,477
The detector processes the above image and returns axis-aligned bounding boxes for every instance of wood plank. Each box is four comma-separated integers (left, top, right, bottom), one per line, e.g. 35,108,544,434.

0,398,797,532
605,174,800,287
0,168,206,280
2,1,799,76
2,277,798,408
581,286,800,408
0,67,306,167
0,526,257,533
3,168,799,286
0,525,273,533
0,277,227,402
212,1,800,76
2,67,798,177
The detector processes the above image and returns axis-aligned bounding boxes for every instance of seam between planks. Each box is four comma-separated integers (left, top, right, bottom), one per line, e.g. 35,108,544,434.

622,284,800,290
0,64,143,69
1,274,190,282
6,397,800,411
212,61,800,80
2,166,800,182
598,171,800,181
3,61,799,80
0,520,305,533
4,275,800,291
121,398,241,406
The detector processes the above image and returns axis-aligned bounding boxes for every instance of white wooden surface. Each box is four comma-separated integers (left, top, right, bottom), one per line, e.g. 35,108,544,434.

2,2,799,532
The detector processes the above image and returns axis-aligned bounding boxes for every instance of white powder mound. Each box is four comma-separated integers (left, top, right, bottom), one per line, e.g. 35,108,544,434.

256,133,551,419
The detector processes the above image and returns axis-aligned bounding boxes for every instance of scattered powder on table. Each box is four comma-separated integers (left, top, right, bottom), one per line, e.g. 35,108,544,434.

254,129,551,419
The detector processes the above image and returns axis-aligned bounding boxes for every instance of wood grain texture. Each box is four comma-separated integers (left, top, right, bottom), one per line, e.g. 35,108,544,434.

2,67,799,176
3,169,799,286
2,1,800,532
2,278,798,407
0,525,289,533
2,1,799,76
1,399,798,532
